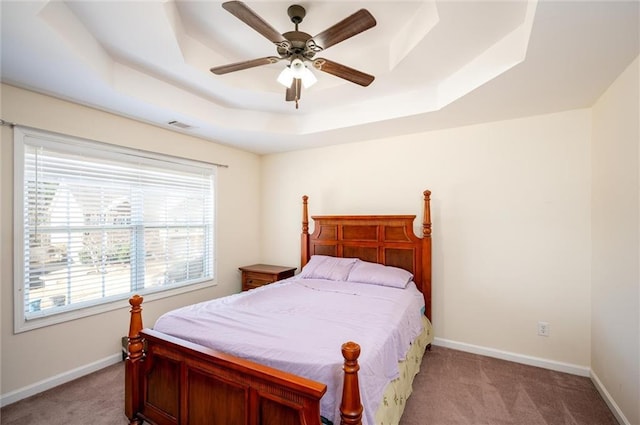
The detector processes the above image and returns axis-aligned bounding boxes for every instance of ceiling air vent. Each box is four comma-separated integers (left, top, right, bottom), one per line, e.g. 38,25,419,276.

167,120,193,130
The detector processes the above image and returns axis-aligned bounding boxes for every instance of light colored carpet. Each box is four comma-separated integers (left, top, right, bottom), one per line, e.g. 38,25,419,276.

1,361,124,425
402,347,618,425
1,346,617,425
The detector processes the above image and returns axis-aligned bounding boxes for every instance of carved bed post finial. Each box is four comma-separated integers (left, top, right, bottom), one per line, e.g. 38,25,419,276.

301,195,310,269
422,190,432,238
125,295,145,425
127,295,144,360
422,190,433,322
340,342,363,425
302,195,309,234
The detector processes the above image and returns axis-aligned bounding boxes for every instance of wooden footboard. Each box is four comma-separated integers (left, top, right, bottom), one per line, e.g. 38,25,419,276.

125,295,363,425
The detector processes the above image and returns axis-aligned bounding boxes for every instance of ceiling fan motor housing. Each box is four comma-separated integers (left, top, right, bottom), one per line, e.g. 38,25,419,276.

279,5,314,58
280,31,314,58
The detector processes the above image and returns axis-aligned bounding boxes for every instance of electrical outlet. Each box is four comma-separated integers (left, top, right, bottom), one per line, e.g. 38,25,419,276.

538,321,550,337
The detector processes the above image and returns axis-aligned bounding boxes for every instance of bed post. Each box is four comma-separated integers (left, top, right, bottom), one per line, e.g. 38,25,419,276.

301,195,310,269
125,295,144,425
422,190,432,321
339,342,363,425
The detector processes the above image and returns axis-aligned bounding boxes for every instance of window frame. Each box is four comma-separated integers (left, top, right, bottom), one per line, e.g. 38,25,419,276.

13,126,217,333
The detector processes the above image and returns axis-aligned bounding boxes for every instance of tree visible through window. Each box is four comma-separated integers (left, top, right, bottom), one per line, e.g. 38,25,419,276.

14,127,216,331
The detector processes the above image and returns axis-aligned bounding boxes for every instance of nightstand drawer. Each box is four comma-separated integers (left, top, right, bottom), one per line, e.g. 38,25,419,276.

243,272,276,290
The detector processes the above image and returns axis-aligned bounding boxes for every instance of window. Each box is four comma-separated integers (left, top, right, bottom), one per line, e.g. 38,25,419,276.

14,127,216,332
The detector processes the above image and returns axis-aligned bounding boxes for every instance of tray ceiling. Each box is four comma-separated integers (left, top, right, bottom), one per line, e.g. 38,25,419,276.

1,1,638,154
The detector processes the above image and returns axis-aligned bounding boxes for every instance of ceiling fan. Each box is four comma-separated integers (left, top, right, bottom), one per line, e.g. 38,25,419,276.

210,1,377,109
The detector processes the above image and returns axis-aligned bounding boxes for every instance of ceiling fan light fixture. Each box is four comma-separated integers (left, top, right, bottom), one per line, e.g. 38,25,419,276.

277,58,317,89
289,58,305,76
277,66,295,87
299,66,317,89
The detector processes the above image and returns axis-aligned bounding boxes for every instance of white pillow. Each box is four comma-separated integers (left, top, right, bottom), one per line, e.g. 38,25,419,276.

347,260,413,289
299,255,359,281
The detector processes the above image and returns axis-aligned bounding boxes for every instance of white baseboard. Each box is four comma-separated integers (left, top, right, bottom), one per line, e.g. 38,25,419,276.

0,353,122,408
432,337,591,377
590,369,631,425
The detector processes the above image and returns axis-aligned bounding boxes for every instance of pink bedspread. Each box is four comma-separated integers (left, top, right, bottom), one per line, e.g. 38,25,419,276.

154,277,425,425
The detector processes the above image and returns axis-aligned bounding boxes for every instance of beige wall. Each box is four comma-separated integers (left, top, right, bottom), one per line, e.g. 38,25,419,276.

591,56,640,425
0,84,262,398
261,109,593,367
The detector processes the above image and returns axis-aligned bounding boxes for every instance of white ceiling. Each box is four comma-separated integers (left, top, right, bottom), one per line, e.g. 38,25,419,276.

1,1,638,154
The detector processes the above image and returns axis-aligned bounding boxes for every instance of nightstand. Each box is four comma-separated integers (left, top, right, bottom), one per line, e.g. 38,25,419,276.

239,264,296,291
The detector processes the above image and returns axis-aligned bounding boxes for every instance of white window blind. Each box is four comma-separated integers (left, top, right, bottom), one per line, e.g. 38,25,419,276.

14,127,215,331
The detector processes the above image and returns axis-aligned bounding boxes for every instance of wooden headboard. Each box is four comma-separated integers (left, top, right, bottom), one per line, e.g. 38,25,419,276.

301,190,432,320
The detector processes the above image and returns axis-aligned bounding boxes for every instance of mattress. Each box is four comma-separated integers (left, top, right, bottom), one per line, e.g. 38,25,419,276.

154,276,426,425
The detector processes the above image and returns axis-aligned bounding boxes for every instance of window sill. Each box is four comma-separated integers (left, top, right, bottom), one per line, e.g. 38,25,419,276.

14,279,217,333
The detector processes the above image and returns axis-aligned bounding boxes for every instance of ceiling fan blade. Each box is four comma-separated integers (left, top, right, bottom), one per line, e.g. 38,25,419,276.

312,58,375,87
210,56,281,75
222,1,288,45
308,9,376,52
285,79,302,102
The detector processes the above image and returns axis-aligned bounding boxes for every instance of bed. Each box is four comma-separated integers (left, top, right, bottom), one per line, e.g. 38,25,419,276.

125,190,433,425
